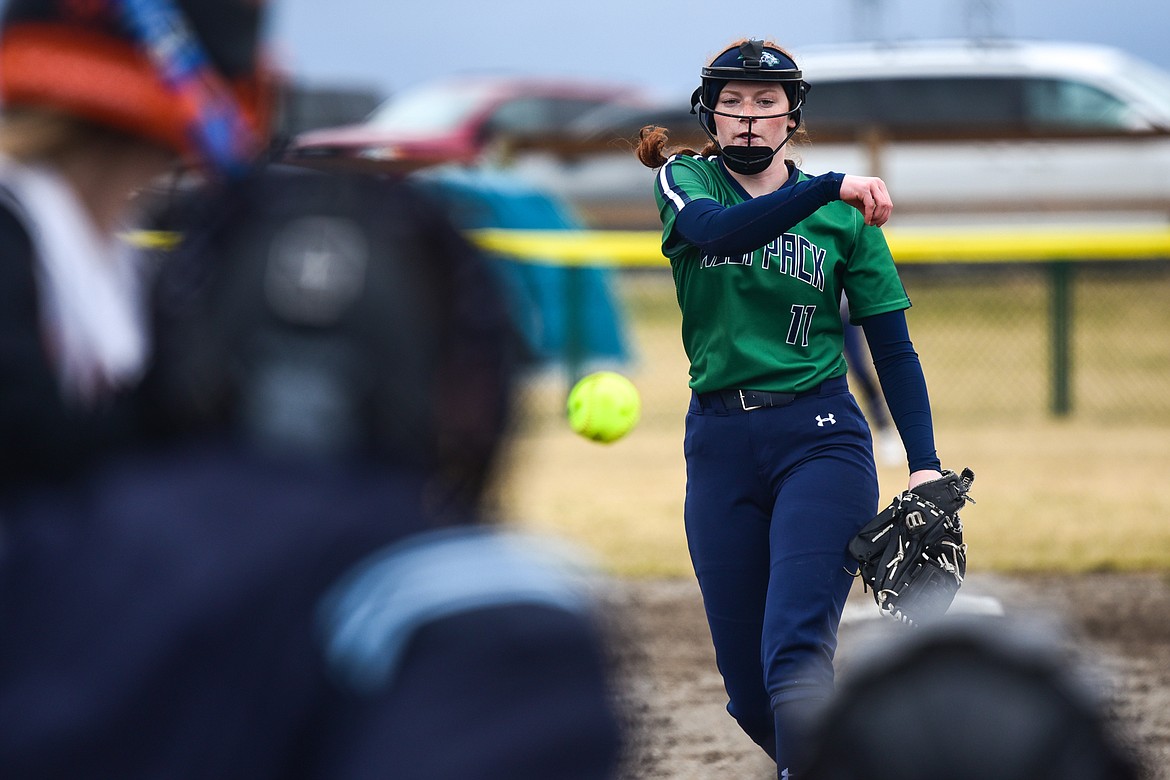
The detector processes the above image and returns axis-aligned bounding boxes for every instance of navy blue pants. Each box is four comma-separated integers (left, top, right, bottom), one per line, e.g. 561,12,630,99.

683,376,879,772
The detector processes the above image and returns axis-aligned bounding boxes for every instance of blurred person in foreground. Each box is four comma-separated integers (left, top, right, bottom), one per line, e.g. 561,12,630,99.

0,0,269,496
0,165,625,778
803,616,1145,780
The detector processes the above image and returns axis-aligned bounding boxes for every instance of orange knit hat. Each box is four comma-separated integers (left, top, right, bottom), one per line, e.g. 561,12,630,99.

0,0,271,171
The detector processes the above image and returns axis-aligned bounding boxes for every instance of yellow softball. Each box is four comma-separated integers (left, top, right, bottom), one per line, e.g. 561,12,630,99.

566,371,641,444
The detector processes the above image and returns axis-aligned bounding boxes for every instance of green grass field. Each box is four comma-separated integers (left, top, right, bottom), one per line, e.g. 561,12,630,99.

491,267,1170,576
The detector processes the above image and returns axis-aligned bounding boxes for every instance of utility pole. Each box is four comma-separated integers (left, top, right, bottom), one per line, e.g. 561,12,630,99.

964,0,1004,39
851,0,886,43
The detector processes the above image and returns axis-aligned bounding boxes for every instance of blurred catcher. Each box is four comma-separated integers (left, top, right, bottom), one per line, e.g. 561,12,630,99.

0,166,624,778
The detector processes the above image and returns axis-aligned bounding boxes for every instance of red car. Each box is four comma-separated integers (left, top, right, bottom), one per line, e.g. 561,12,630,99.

285,76,645,173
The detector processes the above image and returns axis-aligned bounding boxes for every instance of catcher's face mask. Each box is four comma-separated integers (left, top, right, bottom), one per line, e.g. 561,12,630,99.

690,39,810,175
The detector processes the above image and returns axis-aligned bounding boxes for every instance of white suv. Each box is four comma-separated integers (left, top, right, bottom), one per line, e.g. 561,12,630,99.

526,38,1170,229
791,39,1170,225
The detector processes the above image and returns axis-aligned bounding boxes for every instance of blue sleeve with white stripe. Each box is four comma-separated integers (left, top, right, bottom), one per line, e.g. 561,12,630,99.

317,526,597,693
312,526,624,778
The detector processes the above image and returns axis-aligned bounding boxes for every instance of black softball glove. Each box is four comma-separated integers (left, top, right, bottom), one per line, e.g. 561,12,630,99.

848,468,975,626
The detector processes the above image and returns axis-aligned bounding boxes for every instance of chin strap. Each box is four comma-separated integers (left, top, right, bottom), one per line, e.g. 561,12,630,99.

721,145,777,175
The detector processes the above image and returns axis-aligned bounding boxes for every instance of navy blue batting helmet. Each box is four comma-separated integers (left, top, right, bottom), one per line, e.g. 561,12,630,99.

691,39,809,133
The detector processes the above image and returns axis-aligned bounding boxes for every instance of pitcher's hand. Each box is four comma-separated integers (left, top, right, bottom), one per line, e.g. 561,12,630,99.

840,175,893,227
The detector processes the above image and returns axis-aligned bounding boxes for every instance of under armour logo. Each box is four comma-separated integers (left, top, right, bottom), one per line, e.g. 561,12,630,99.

815,414,836,427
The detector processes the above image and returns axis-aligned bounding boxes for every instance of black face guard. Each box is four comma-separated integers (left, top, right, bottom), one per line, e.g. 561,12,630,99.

692,93,805,174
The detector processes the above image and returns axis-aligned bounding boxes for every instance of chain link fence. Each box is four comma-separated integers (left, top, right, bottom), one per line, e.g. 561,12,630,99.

613,259,1170,425
901,259,1170,423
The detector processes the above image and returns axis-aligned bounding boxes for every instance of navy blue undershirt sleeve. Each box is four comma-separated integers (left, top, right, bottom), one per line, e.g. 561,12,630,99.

673,171,844,256
858,309,942,473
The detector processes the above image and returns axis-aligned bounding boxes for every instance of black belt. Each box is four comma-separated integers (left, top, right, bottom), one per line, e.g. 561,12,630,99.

696,377,846,413
718,389,796,411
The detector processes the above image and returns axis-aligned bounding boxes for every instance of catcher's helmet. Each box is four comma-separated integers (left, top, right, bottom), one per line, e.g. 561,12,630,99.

803,617,1142,780
147,166,520,508
690,39,810,174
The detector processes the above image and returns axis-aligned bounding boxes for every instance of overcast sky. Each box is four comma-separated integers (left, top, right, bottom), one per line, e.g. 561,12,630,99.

268,0,1168,100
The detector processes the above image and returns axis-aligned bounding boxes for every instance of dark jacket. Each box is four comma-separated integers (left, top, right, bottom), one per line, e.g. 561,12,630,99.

0,438,623,779
0,203,137,494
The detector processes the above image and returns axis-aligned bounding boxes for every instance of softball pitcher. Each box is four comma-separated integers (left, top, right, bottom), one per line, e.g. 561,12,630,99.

635,38,945,778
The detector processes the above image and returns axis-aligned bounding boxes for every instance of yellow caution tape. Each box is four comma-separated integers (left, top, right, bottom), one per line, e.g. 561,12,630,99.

124,225,1170,266
121,230,184,250
469,225,1170,266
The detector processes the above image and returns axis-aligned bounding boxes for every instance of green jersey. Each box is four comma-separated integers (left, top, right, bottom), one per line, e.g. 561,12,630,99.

655,154,910,394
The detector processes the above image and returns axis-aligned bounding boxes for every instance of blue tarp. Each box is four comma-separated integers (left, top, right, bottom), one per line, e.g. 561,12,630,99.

415,167,630,371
